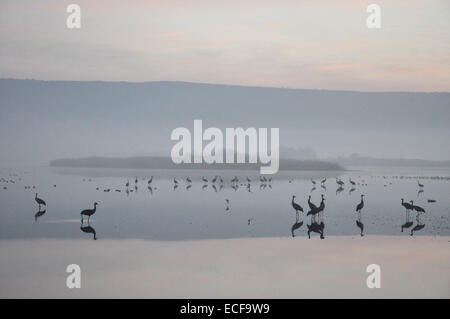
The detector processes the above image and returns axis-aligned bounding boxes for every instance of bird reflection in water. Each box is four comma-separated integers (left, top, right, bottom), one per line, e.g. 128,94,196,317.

80,221,97,240
307,220,324,239
401,210,413,233
291,214,303,237
356,211,364,237
410,213,425,236
34,209,46,222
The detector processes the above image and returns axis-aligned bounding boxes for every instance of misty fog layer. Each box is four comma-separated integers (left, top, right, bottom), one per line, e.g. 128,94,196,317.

0,79,449,166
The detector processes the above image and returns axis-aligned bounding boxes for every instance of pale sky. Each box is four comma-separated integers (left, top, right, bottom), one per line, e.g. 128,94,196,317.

0,0,449,91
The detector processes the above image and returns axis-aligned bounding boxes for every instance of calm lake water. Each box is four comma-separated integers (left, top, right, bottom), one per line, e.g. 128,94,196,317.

0,166,449,240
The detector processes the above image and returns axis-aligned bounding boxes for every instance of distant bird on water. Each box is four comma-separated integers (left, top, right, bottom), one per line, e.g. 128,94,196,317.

410,200,425,213
401,198,413,212
81,202,99,223
35,193,46,209
291,195,303,214
356,194,365,213
308,195,318,211
417,181,424,188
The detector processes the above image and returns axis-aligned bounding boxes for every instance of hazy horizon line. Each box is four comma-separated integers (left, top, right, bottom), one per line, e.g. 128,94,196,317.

2,78,449,95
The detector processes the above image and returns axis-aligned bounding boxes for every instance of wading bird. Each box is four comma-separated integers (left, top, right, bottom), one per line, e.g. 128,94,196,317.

291,195,304,214
410,200,425,213
401,198,413,213
356,194,365,213
81,202,99,223
308,195,318,212
35,193,46,209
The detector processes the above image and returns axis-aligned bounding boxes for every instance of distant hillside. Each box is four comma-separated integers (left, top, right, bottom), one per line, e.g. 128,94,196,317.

50,156,343,171
1,79,450,165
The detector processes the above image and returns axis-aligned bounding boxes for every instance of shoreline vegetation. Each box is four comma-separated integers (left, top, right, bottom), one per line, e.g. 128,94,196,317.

50,156,344,171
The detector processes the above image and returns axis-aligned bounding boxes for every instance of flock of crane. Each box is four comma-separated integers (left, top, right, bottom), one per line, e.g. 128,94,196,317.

289,177,430,238
22,173,436,241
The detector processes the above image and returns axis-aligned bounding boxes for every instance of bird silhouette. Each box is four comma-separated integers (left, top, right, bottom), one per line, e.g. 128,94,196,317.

307,221,325,239
35,193,46,209
34,209,46,222
308,195,318,211
81,202,99,223
80,222,97,240
401,210,413,232
356,219,364,237
410,223,425,236
291,215,303,237
316,194,325,221
291,195,304,215
401,199,413,213
356,194,365,213
410,200,425,213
